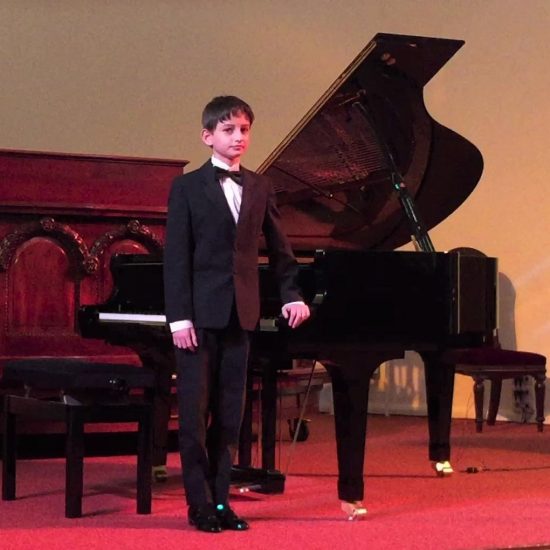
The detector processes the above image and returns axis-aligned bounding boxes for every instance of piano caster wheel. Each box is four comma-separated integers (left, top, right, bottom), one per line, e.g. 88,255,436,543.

287,418,310,442
432,460,453,477
341,501,367,521
152,465,168,483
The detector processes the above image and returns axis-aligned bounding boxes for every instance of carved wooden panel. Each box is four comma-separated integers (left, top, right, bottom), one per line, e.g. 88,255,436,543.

0,149,187,365
8,237,75,334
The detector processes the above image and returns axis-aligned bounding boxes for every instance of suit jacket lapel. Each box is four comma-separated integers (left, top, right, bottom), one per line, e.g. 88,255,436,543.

199,161,235,223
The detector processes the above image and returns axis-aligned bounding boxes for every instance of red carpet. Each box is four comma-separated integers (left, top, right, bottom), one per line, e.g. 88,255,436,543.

2,413,550,550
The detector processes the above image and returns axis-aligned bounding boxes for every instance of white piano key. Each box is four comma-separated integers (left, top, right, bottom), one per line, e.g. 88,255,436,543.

98,312,167,325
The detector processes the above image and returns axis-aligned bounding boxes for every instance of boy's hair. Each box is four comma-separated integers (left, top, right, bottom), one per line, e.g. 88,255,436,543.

202,96,255,131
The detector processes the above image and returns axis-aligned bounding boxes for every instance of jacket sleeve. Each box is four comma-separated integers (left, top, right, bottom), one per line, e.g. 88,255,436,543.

262,180,303,305
163,176,194,323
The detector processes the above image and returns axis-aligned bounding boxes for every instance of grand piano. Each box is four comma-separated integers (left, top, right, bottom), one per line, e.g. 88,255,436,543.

78,33,497,493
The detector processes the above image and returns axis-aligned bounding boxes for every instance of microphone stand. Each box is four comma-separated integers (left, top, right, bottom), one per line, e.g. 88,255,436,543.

352,99,435,253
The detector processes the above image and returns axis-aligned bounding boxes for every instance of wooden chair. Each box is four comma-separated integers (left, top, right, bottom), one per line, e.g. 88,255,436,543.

444,336,546,432
1,358,155,518
441,248,546,432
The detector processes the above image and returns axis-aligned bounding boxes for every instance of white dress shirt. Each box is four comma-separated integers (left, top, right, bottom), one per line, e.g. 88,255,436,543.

213,156,242,224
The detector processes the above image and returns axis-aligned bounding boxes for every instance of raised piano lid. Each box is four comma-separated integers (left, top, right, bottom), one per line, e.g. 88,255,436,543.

257,33,483,252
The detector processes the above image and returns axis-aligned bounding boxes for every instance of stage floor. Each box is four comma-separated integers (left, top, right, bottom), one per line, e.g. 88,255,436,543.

1,412,550,550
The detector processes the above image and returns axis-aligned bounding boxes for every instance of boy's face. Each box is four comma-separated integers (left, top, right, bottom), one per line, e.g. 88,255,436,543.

201,111,251,166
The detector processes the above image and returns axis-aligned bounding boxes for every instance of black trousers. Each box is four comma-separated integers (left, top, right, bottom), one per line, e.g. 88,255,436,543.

174,315,250,508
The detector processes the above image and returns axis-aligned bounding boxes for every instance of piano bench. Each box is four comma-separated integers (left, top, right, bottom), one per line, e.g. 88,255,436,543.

446,348,547,432
1,359,155,518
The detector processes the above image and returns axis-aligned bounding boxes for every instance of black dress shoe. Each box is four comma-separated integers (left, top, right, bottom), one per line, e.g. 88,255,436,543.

188,504,222,533
215,504,249,531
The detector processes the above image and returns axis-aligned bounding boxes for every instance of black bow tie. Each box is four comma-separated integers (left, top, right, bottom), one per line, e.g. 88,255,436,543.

215,166,242,185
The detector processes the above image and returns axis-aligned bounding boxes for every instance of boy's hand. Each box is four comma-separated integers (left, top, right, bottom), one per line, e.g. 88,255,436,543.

282,302,310,329
172,327,198,351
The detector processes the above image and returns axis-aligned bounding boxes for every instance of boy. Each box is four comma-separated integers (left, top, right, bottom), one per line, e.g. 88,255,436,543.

163,96,310,532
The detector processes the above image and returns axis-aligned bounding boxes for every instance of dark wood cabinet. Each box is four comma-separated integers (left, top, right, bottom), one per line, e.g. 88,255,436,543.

0,149,187,367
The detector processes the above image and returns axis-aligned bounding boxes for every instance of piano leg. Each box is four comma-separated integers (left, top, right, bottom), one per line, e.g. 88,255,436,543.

422,352,455,464
324,356,384,503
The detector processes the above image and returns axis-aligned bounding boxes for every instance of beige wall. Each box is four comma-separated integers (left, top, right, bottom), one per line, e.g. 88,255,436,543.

1,1,548,421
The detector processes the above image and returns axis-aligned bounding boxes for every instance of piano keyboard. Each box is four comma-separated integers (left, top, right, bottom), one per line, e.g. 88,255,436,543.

98,312,167,326
98,312,282,332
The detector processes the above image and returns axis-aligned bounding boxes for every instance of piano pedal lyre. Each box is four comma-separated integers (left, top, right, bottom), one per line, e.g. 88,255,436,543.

341,501,368,521
432,460,454,477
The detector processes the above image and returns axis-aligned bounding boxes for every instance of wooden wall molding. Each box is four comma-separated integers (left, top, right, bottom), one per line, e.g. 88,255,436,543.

0,217,164,276
0,217,89,275
89,219,164,271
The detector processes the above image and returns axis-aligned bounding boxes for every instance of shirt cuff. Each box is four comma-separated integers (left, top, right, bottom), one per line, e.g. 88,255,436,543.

281,301,305,313
170,320,194,332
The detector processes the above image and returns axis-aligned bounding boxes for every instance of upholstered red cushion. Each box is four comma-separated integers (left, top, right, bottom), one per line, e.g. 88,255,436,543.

442,347,546,367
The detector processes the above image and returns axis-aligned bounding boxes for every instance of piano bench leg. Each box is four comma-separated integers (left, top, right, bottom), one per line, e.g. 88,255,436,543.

136,407,153,514
65,409,85,518
1,395,153,518
2,399,17,501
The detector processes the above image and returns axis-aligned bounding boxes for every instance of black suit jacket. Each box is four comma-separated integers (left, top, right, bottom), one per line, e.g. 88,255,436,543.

163,160,302,331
